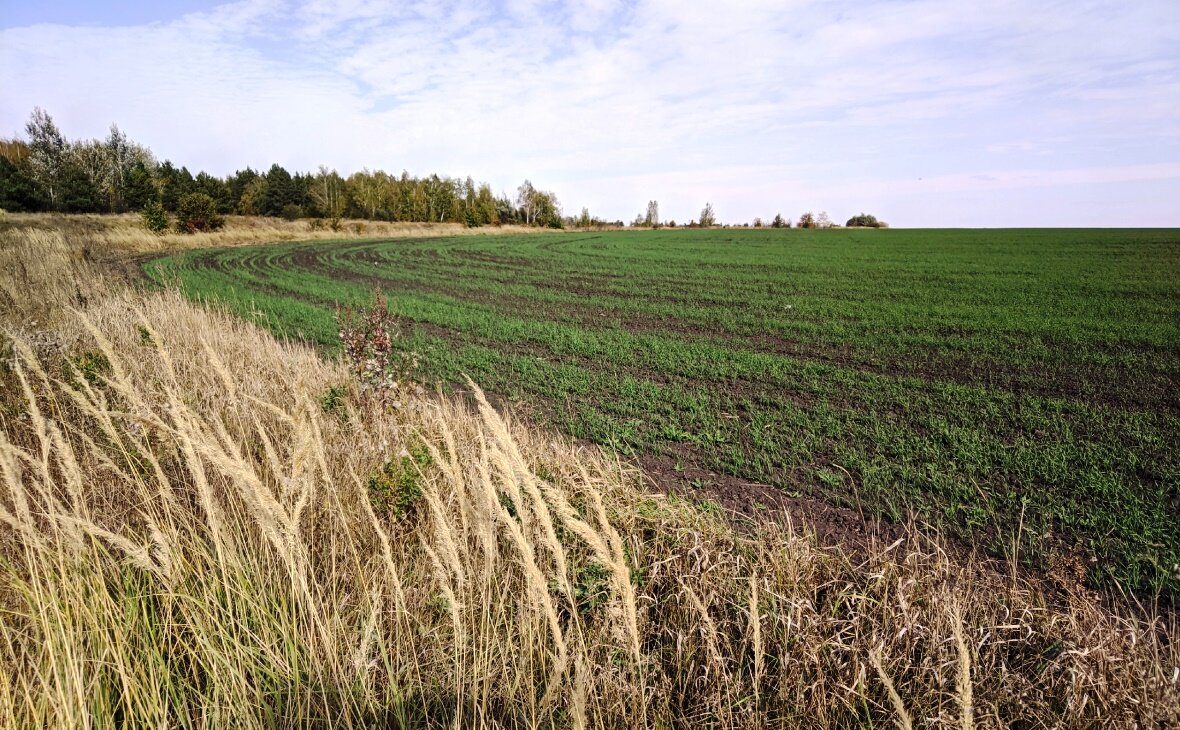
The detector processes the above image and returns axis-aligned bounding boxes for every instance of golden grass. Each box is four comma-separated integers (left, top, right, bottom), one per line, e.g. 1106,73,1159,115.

2,210,554,256
0,289,1175,728
0,225,109,329
0,211,547,331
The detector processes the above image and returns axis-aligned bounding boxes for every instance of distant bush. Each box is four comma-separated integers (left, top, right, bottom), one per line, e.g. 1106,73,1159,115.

281,203,303,222
846,213,886,228
140,201,170,234
798,212,835,229
174,193,224,233
699,203,716,227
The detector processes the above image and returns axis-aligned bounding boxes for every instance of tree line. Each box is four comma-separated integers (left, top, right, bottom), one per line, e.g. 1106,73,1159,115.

0,108,566,229
629,204,886,229
1,108,887,232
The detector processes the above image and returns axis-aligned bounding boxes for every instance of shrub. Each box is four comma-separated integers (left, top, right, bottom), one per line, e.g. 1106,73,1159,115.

281,203,303,222
174,193,224,233
140,201,170,234
847,213,884,228
336,289,419,403
798,212,816,229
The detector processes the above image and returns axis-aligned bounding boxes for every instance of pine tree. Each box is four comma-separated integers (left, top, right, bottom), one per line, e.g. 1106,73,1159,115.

123,162,157,210
0,156,42,211
57,161,100,213
260,164,297,217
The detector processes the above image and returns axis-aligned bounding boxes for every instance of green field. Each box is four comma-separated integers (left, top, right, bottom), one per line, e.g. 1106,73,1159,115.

146,228,1180,598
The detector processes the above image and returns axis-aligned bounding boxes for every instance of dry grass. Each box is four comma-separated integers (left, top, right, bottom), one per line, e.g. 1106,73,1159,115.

0,289,1175,728
0,225,109,329
0,211,547,331
0,216,1177,727
2,210,552,256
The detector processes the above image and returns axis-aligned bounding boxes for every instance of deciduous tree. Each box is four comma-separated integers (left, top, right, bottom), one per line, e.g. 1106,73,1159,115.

699,202,716,227
516,179,538,224
24,108,66,210
311,165,348,220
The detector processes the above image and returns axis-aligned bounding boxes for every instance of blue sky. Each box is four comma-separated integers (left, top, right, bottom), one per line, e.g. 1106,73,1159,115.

1,0,1178,226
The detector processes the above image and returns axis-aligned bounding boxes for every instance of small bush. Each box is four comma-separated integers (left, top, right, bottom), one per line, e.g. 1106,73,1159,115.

140,202,170,234
847,213,884,228
336,290,419,402
174,193,224,233
281,203,303,222
307,218,325,231
366,441,433,519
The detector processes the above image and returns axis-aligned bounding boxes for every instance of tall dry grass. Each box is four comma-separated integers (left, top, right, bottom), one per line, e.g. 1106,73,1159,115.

1,211,553,257
0,224,109,328
0,290,1176,728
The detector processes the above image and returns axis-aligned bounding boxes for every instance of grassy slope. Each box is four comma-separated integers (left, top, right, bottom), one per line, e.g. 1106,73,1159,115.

147,228,1180,598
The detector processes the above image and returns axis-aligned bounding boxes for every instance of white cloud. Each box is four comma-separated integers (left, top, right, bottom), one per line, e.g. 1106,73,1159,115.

1,0,1177,225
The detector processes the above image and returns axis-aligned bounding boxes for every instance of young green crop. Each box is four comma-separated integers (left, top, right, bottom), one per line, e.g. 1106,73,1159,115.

145,228,1180,598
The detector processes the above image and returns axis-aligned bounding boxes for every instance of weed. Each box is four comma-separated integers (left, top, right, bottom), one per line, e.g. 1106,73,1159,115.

573,561,613,616
319,384,348,419
70,350,111,386
367,441,432,519
136,323,154,346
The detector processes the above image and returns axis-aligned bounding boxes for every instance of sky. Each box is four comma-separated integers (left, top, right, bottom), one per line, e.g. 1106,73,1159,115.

1,0,1178,227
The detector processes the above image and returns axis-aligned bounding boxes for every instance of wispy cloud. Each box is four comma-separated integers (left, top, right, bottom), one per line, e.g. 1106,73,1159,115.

2,0,1177,225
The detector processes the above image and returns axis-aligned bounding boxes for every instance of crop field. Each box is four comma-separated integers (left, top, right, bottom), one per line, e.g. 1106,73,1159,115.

146,228,1180,598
